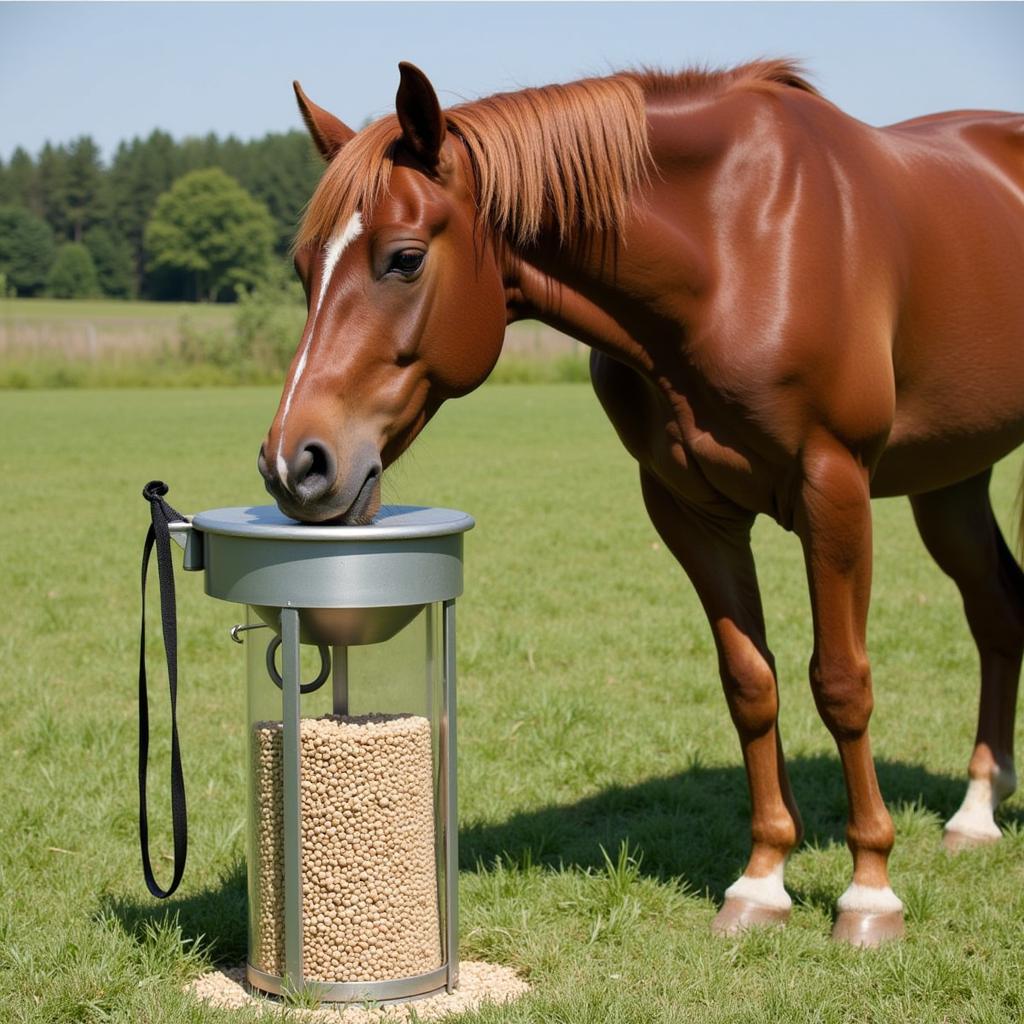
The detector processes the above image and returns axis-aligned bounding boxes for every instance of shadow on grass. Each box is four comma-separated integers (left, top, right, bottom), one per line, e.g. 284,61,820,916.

460,755,1024,899
103,755,1024,956
101,858,248,964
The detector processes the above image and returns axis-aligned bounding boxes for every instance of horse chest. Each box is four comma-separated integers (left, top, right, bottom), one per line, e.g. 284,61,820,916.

590,351,791,521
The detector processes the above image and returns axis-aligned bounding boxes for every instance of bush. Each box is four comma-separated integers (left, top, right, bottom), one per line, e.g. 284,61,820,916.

167,265,307,381
233,266,307,372
47,242,100,298
490,351,592,384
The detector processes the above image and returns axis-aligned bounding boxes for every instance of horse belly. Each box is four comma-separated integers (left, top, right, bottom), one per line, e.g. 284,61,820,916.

874,129,1024,497
873,421,1024,497
875,332,1024,496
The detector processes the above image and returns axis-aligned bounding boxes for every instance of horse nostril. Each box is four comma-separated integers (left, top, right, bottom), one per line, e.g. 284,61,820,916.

257,444,271,482
292,439,335,501
306,442,330,480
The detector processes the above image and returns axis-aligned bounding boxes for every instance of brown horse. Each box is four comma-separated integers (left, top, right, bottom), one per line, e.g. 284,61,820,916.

259,61,1024,946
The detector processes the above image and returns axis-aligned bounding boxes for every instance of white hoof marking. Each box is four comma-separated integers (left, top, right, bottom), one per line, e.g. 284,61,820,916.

724,861,792,911
944,768,1017,842
836,883,903,915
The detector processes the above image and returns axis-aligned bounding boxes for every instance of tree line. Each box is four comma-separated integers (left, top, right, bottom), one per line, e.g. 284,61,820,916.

0,130,323,301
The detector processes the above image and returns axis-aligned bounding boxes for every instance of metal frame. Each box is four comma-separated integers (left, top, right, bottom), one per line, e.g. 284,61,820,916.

280,607,304,988
248,600,459,1003
442,599,459,993
332,644,349,715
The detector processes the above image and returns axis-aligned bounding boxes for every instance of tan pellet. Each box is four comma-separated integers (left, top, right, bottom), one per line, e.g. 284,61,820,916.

188,960,529,1020
250,714,441,982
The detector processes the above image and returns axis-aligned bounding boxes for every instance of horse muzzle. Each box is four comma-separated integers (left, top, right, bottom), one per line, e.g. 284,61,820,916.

258,438,382,524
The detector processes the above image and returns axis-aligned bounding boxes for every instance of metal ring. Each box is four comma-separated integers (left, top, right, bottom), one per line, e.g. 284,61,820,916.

265,635,331,694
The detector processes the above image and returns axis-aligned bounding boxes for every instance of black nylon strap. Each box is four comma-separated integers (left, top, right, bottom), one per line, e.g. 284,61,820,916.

139,480,188,899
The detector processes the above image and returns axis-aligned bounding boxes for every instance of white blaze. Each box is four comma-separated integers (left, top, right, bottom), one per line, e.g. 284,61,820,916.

276,212,364,483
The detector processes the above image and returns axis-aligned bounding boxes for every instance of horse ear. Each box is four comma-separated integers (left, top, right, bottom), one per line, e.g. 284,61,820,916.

396,62,445,168
293,81,355,161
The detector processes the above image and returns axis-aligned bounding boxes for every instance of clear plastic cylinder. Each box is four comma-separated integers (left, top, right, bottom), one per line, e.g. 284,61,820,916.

243,602,451,999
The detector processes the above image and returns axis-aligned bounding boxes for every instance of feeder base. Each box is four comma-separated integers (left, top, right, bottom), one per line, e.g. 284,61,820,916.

188,961,528,1021
246,961,452,1005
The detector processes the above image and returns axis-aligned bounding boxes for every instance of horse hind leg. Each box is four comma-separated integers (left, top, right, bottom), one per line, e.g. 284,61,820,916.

909,470,1023,851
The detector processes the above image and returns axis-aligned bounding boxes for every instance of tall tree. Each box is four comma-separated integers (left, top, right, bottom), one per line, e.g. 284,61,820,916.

64,136,104,241
2,147,39,212
36,142,71,239
108,130,181,295
2,125,325,297
144,168,275,301
178,131,219,175
0,205,56,296
235,131,323,254
84,225,135,298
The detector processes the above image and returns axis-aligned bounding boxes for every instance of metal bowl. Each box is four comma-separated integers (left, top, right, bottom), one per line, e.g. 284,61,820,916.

250,603,425,646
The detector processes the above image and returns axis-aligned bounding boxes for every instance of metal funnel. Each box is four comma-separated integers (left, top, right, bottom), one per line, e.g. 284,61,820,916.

249,602,424,646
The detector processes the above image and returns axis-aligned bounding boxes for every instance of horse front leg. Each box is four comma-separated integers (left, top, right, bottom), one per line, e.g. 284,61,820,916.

795,439,904,946
640,470,803,935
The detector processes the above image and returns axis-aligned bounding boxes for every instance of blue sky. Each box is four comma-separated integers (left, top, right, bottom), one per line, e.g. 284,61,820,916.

1,2,1022,161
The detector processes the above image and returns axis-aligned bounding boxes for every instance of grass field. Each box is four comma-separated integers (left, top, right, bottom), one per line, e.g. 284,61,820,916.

0,298,586,388
0,298,233,357
1,386,1022,1023
0,299,238,324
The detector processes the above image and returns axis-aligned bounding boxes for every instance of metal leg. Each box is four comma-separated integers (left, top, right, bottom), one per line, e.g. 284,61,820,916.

442,599,459,992
332,645,349,716
280,607,305,990
425,605,435,721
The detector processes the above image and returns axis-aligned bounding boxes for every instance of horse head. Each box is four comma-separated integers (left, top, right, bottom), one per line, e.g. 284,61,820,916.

259,64,507,523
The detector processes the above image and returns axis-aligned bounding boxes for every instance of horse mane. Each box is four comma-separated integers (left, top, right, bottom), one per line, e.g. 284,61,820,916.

295,59,816,251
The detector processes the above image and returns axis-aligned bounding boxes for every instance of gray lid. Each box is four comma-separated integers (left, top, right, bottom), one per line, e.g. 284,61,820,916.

192,504,475,542
187,504,473,617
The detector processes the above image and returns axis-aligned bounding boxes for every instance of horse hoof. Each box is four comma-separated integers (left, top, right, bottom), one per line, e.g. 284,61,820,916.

943,828,1000,854
711,898,790,937
831,909,905,947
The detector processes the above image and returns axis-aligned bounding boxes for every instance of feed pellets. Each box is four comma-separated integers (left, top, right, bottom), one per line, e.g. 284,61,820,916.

250,714,442,982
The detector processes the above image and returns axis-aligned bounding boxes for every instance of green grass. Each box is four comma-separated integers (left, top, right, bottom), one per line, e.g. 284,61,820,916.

1,386,1022,1023
0,297,242,389
0,298,588,389
0,297,235,324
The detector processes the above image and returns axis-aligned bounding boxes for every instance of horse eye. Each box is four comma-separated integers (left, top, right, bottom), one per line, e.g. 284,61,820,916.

387,249,425,276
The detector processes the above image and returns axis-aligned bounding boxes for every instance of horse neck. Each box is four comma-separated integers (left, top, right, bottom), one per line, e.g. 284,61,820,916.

501,243,657,373
498,89,748,373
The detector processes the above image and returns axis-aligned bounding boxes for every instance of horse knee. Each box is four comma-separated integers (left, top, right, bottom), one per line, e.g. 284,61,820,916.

810,654,873,738
720,646,779,737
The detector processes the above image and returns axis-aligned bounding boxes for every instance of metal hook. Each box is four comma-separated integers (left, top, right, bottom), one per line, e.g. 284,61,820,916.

230,622,269,644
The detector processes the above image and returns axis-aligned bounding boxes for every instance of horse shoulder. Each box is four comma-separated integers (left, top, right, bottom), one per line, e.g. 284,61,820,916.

687,95,900,458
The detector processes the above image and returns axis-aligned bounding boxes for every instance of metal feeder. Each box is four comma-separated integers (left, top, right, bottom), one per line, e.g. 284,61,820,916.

172,503,473,1004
